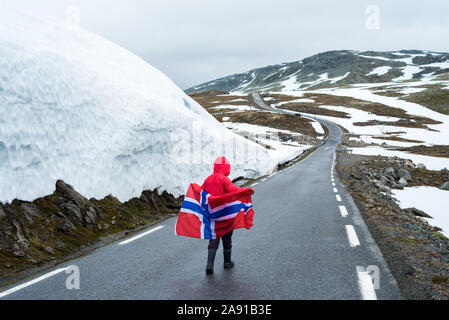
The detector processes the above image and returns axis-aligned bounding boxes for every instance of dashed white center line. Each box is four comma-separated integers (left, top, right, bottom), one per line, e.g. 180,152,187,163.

251,182,258,187
356,266,378,300
0,267,69,298
345,225,360,247
332,182,336,187
261,178,267,182
333,187,338,193
119,225,164,245
339,205,349,217
336,194,342,202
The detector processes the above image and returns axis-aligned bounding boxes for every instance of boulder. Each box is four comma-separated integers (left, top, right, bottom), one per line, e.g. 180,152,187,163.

441,168,449,180
161,191,183,209
351,172,362,180
13,250,25,258
54,212,76,232
56,180,87,208
384,167,396,178
441,182,449,191
398,169,412,181
19,203,41,224
403,160,415,168
380,176,390,185
404,207,432,218
85,207,98,225
398,177,408,186
392,183,404,190
0,206,6,219
60,203,82,223
44,246,54,255
417,163,426,169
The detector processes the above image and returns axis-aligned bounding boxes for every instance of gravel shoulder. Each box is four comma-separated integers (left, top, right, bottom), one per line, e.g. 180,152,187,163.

336,152,449,299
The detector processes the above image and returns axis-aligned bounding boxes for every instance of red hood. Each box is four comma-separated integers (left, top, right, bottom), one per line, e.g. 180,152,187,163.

213,156,230,176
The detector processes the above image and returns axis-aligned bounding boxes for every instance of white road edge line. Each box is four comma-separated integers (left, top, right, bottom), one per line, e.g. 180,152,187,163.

336,194,342,202
345,225,360,247
0,267,69,298
356,266,378,300
339,205,348,217
119,225,164,245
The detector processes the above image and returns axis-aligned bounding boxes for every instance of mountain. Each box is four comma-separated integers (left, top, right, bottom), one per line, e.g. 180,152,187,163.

0,6,276,203
186,50,449,93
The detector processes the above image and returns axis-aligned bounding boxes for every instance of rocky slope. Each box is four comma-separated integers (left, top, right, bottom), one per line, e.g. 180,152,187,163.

0,181,182,285
186,50,449,93
336,152,449,299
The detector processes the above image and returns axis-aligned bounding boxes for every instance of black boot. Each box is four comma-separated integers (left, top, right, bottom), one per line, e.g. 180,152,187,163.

206,248,217,274
223,248,234,269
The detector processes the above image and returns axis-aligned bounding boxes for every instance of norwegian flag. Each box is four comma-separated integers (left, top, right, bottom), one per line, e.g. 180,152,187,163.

175,183,254,239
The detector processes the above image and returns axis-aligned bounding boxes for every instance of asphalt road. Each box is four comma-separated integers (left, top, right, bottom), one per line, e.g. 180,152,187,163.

0,94,402,300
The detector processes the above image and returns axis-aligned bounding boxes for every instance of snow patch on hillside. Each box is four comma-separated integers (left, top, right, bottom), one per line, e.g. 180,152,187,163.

279,86,449,170
368,66,391,76
310,88,449,146
392,187,449,237
393,66,422,81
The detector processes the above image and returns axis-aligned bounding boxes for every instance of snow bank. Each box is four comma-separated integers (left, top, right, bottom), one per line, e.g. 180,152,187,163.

392,187,449,237
0,6,277,203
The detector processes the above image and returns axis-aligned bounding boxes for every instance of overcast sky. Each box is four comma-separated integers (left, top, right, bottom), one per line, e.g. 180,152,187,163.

9,0,449,89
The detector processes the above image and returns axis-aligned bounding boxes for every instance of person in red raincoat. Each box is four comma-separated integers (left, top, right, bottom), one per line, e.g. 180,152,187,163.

201,156,254,274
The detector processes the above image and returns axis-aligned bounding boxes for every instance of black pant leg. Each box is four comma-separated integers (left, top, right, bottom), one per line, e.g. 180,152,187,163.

222,231,233,250
208,238,220,250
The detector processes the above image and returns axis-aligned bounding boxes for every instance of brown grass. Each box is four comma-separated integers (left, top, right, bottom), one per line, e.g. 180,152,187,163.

371,136,425,144
262,92,441,126
391,145,449,158
402,84,449,115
